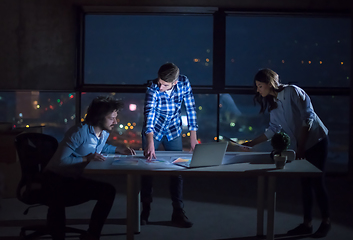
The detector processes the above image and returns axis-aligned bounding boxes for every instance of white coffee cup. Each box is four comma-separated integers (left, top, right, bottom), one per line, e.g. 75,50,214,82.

274,154,287,169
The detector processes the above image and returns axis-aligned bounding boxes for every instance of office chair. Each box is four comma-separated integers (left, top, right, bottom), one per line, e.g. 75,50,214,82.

15,132,86,239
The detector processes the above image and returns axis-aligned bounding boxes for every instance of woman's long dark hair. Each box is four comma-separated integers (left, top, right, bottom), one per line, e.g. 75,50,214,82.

253,68,285,114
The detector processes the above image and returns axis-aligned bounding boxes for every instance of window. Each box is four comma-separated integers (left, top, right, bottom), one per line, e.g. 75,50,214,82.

219,94,271,151
84,14,213,86
80,9,351,172
226,16,351,87
0,91,76,142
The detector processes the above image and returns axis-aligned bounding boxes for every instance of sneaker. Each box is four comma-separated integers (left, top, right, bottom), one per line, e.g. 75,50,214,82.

171,209,193,228
287,223,313,236
312,222,331,238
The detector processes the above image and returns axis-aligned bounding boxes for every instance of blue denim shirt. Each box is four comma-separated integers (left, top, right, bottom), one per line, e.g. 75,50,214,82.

45,123,116,178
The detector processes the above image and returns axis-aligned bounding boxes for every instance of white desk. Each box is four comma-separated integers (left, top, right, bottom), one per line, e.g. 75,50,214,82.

84,151,321,240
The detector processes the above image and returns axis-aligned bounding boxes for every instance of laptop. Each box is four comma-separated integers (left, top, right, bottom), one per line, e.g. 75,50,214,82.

172,142,228,168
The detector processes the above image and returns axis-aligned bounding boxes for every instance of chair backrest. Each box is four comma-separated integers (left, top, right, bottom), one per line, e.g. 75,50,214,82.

15,133,58,204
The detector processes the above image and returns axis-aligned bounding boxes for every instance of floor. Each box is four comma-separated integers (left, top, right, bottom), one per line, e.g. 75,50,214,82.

1,174,352,240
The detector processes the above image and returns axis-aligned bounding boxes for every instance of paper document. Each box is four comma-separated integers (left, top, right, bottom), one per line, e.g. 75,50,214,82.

112,156,139,165
231,141,252,149
102,153,144,158
143,158,171,165
172,157,192,164
223,136,252,149
102,153,122,158
111,155,142,165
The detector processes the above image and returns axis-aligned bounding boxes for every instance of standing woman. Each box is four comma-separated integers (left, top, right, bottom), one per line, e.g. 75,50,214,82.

243,68,331,238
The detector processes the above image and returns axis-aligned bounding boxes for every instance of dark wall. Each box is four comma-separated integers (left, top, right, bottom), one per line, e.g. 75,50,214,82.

0,0,76,90
0,0,351,90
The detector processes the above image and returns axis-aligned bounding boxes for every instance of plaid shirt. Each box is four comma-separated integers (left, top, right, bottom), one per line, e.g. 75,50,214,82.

143,75,198,141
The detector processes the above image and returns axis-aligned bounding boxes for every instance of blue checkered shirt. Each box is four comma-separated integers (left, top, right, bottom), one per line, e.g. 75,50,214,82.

143,75,198,141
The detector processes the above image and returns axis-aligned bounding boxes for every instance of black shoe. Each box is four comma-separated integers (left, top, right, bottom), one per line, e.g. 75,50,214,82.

287,224,313,236
140,209,150,225
312,222,331,238
171,209,193,228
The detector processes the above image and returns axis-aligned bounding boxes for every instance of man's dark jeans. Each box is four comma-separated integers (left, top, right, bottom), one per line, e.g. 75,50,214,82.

43,171,116,240
141,134,184,209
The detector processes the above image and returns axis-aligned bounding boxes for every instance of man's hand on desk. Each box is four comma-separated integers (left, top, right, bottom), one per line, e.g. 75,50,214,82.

84,152,106,162
144,144,156,162
144,133,156,161
189,130,198,152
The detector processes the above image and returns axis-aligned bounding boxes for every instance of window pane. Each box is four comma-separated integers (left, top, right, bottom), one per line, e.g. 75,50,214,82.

84,15,213,85
219,93,271,151
0,91,76,142
219,94,349,172
80,93,217,150
193,94,217,144
226,16,351,87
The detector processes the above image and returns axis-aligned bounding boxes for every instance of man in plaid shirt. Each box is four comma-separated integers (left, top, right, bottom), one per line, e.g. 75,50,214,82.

141,63,198,228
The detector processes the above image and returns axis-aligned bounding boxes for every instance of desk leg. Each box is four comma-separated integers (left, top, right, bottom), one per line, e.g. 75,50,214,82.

127,174,140,240
266,176,276,240
257,176,265,237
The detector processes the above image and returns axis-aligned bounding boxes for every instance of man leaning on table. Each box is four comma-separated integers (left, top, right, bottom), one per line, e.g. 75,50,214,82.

44,96,135,240
141,62,198,228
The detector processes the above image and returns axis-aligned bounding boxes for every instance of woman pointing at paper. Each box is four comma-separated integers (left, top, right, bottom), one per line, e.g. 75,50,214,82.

242,68,331,238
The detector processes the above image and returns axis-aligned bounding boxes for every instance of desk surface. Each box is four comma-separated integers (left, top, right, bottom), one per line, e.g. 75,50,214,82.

84,151,321,177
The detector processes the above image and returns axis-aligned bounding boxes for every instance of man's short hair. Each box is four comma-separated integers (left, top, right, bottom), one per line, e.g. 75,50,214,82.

158,63,180,83
85,96,123,126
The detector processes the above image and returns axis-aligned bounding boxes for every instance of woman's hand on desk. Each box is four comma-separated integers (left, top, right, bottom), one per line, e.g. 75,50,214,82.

240,142,253,152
